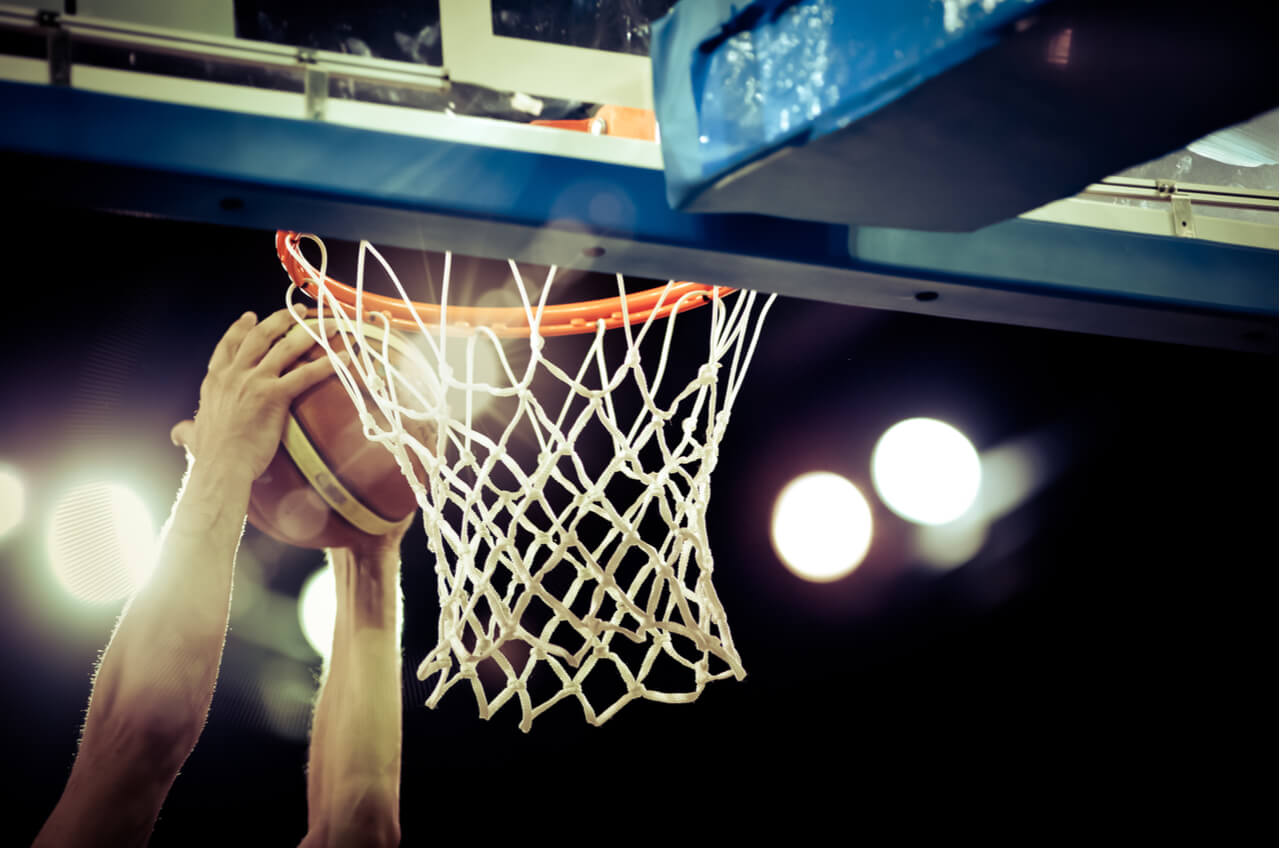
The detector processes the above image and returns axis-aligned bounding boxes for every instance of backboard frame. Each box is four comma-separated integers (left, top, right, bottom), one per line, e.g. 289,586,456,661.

0,2,1274,353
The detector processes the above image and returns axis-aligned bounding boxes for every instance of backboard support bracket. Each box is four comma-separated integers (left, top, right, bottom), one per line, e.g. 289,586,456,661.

40,11,69,86
1170,195,1197,238
303,65,327,121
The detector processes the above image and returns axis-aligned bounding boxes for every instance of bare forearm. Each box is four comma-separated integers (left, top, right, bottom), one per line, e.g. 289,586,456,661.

95,461,250,740
332,550,402,778
36,461,252,846
306,545,403,844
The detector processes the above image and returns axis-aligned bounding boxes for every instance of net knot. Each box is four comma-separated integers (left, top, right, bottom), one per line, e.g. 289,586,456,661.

294,233,777,730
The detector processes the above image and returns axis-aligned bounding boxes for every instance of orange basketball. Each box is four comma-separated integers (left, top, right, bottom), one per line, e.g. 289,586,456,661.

247,321,432,549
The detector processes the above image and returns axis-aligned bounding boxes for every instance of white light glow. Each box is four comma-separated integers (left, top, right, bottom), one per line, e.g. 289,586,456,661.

411,333,508,420
914,511,989,570
977,437,1051,520
0,465,24,539
771,472,873,582
873,418,981,526
446,336,506,419
298,563,336,661
47,482,157,603
257,658,317,741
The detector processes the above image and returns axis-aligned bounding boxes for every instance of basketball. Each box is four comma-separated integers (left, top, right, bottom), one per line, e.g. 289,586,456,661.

247,319,431,549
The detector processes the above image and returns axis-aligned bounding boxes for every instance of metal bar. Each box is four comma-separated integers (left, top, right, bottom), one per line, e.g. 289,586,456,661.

17,64,660,168
1021,196,1277,250
1082,182,1277,211
1100,176,1277,200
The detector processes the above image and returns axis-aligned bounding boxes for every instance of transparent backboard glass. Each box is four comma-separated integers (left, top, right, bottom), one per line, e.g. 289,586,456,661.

1112,110,1278,224
235,0,445,67
490,0,678,55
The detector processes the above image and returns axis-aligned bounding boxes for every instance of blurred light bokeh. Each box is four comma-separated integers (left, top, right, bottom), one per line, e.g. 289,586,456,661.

0,463,24,539
257,657,317,741
911,428,1065,570
298,561,336,661
46,482,157,603
771,471,873,582
872,418,981,525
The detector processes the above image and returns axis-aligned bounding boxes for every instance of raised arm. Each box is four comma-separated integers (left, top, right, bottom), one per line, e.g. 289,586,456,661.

300,520,411,848
35,308,341,848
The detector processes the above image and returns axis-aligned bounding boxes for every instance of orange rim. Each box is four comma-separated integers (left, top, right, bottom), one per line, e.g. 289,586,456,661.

275,231,733,338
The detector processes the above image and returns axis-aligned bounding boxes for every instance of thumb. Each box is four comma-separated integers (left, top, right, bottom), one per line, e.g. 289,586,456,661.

170,419,195,451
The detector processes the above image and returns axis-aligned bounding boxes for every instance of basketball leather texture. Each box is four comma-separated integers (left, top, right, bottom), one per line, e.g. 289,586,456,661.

247,329,430,549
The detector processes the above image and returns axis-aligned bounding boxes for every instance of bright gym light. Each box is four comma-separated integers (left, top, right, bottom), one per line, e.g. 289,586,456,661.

298,563,336,661
0,464,24,539
913,511,989,570
257,658,316,741
771,472,874,582
444,334,506,419
872,418,981,526
411,331,508,420
47,482,157,603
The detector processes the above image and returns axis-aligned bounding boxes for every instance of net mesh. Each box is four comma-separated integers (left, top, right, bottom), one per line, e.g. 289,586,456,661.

286,236,775,731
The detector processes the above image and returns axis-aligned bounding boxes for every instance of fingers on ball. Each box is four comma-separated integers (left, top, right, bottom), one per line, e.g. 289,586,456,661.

207,311,257,372
280,352,344,396
236,307,306,368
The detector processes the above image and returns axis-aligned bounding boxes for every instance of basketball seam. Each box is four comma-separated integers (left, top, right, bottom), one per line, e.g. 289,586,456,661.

281,413,401,536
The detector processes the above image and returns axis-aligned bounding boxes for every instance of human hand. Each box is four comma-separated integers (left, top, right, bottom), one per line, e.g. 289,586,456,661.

171,307,345,482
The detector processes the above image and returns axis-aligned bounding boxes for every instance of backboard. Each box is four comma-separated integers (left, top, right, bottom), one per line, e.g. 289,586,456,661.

0,0,1274,351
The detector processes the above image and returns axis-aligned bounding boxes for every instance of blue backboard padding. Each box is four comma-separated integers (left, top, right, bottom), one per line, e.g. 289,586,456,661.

0,79,1274,327
6,86,619,228
652,0,1047,212
852,220,1279,316
0,79,846,261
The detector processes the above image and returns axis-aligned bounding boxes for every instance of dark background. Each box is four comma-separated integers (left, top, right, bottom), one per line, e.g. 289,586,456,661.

0,206,1273,842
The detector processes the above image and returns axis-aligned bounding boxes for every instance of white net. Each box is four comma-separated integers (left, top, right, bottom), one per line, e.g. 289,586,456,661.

286,236,775,731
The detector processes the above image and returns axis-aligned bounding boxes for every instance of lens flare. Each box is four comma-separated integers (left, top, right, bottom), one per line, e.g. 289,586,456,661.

872,418,981,526
0,465,24,539
298,563,336,661
47,482,157,603
771,472,873,582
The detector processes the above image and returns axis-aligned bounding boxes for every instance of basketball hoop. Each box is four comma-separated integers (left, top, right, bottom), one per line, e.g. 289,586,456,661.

275,230,775,731
275,231,731,338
